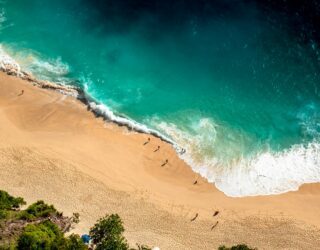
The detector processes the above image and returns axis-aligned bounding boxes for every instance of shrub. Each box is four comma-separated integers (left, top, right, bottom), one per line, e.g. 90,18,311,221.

62,234,88,250
218,244,257,250
0,190,25,210
0,209,8,219
17,220,63,250
16,220,87,250
90,214,129,250
19,201,57,220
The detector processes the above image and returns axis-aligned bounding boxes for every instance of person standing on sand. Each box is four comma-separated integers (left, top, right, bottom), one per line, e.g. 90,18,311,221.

211,221,219,230
18,90,24,96
161,159,168,167
213,211,219,217
191,213,198,221
143,137,150,145
154,146,160,152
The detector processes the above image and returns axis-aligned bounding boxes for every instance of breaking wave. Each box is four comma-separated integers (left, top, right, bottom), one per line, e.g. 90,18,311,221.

152,118,320,197
1,44,320,197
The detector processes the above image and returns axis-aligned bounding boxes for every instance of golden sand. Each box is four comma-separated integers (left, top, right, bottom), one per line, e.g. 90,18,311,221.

1,72,320,249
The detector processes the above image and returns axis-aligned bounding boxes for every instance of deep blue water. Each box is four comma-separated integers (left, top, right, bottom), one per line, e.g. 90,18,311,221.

1,0,320,196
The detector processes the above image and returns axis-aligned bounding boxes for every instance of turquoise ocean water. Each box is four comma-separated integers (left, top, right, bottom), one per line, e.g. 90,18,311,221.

1,0,320,196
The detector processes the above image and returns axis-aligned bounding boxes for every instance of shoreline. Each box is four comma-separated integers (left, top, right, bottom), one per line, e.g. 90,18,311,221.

1,71,320,249
1,50,320,198
0,56,177,146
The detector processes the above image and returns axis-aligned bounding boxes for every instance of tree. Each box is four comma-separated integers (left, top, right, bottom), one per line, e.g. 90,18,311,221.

0,190,25,210
62,234,88,250
17,220,63,250
89,214,129,250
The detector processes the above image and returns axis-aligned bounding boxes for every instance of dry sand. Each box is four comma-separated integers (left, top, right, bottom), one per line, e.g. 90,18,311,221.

1,72,320,249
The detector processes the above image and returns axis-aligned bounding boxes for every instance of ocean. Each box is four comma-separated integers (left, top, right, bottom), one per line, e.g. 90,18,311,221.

1,0,319,196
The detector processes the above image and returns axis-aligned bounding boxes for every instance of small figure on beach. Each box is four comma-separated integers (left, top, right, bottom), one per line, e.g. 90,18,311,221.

191,213,198,222
18,90,24,96
193,180,198,185
143,137,150,145
161,159,168,167
180,148,186,155
211,221,219,230
213,211,219,217
154,145,160,152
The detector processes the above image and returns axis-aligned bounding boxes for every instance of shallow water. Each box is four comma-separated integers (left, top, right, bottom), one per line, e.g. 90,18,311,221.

1,0,320,196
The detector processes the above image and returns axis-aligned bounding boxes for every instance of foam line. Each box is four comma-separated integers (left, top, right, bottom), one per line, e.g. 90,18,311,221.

2,44,320,198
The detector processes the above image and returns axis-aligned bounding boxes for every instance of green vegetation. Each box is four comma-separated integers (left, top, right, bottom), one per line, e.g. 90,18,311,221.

62,234,88,250
89,214,129,250
218,244,257,250
0,190,151,250
0,190,25,211
17,221,87,250
0,191,75,250
17,220,63,249
19,201,57,220
1,190,257,250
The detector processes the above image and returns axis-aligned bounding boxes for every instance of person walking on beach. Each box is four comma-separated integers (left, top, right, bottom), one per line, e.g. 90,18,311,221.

191,213,198,222
211,221,219,230
154,145,160,152
161,159,168,167
18,90,24,96
143,137,150,145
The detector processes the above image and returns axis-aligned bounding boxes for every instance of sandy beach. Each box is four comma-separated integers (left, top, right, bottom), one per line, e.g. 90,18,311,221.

1,71,320,249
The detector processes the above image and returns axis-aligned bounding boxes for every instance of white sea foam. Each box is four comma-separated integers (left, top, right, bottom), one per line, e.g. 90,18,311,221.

153,118,320,197
88,102,177,146
2,43,320,197
216,142,320,196
0,45,21,73
28,57,69,77
0,44,174,144
0,44,71,85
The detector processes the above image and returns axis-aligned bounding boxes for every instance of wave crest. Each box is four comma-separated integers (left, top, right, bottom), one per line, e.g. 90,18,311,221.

153,118,320,197
2,43,320,198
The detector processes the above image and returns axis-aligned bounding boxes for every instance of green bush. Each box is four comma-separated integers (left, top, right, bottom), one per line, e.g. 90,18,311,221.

0,191,25,210
0,210,8,220
90,214,129,250
19,201,57,220
218,244,257,250
62,234,88,250
16,220,88,250
17,220,63,250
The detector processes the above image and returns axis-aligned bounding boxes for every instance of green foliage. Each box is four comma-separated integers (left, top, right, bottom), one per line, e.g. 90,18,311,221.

71,213,80,224
90,214,129,250
0,210,8,220
17,220,63,250
16,221,88,250
1,191,88,250
62,234,88,250
0,191,149,250
0,191,25,211
19,201,57,220
218,244,257,250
